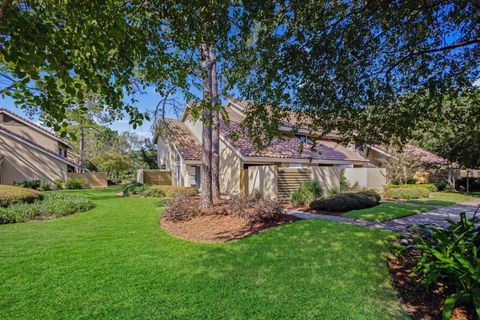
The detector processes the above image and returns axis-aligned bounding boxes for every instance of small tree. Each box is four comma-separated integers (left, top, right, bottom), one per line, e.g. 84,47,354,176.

384,148,420,185
91,152,132,179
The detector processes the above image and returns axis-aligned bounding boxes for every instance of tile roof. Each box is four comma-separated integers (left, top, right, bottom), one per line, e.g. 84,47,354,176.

0,108,74,148
220,106,368,163
371,143,449,166
0,125,79,167
159,118,202,161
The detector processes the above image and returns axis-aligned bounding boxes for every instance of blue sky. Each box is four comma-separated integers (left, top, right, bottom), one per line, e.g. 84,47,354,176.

0,85,186,139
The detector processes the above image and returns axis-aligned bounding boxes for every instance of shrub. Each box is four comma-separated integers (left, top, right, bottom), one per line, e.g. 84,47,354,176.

162,196,201,222
340,175,350,192
123,183,165,198
154,185,199,198
385,183,438,192
413,212,480,319
14,179,41,189
456,177,480,192
384,187,430,200
309,191,380,212
229,194,284,224
53,179,64,190
65,178,84,190
39,180,51,191
290,180,323,206
0,185,43,207
0,192,95,224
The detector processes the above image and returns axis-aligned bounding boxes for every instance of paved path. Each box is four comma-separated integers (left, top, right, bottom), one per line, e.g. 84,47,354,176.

288,199,480,233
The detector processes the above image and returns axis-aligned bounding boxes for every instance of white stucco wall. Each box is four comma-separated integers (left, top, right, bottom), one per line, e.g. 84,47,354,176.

311,167,341,192
248,165,278,200
342,168,387,191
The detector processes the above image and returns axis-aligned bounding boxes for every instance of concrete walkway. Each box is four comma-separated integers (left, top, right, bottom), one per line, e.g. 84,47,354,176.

288,199,480,233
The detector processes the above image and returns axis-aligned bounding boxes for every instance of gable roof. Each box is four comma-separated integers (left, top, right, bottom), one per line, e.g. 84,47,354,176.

0,108,73,148
167,100,368,164
158,118,202,161
219,105,368,163
369,143,449,166
0,125,79,167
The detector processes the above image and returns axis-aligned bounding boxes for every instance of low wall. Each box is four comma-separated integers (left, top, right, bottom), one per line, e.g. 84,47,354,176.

248,165,278,200
67,172,108,189
137,169,172,185
311,167,341,192
342,168,387,191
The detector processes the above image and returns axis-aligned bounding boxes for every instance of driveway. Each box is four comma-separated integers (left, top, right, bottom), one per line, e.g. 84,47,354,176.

289,199,480,233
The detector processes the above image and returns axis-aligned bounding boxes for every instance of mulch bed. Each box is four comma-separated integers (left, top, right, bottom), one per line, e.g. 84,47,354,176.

161,214,297,243
388,249,476,320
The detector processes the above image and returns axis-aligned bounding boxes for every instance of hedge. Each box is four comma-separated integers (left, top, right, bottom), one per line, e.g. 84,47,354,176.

385,183,438,192
0,185,43,207
384,187,430,200
310,190,381,212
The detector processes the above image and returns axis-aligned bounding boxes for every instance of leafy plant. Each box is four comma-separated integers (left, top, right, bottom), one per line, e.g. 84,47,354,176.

384,187,430,200
123,183,165,198
290,180,324,206
162,196,202,222
340,175,350,192
53,179,64,190
385,183,438,192
413,211,480,319
39,181,51,191
13,180,41,190
0,193,95,224
0,185,43,207
310,191,380,212
65,179,84,190
229,194,284,224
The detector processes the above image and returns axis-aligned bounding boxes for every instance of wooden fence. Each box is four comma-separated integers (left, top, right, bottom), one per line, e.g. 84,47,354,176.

137,169,172,185
67,172,108,189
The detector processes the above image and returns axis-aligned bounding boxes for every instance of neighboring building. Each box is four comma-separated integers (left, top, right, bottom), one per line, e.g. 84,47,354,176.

0,108,79,184
155,99,373,195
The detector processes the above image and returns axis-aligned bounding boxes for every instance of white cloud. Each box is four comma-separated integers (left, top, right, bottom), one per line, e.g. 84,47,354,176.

474,78,480,87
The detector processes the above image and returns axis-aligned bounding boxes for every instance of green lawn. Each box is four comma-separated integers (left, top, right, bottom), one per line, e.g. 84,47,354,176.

410,192,479,206
0,187,406,319
343,202,432,222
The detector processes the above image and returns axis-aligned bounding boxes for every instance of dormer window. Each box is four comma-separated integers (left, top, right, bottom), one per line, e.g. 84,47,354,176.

295,135,314,144
58,147,67,158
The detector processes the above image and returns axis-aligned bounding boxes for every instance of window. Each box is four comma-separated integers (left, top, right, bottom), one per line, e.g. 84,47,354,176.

295,135,314,144
190,166,197,187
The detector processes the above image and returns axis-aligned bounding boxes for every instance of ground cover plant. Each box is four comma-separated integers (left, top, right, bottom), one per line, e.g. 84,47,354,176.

64,178,83,190
123,183,165,198
0,187,407,319
384,187,430,200
0,192,95,224
391,211,480,320
385,183,438,192
410,192,479,206
310,190,381,212
0,185,43,207
13,179,41,190
290,180,323,206
343,202,432,222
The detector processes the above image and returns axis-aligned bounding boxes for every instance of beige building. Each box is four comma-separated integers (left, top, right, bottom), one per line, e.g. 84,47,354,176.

155,99,377,199
0,108,79,185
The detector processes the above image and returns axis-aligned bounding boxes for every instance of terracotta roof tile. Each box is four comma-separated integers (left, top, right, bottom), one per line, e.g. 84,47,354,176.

221,106,368,163
159,118,202,161
371,143,449,165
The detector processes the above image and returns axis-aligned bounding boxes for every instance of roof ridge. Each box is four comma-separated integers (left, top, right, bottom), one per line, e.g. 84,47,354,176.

0,108,73,147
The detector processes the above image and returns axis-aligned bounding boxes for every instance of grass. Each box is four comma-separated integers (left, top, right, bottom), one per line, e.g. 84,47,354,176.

343,202,432,222
0,187,407,320
410,192,479,206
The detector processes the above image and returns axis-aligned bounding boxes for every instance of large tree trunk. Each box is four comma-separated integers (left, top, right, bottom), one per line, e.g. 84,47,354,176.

210,48,220,200
200,45,213,208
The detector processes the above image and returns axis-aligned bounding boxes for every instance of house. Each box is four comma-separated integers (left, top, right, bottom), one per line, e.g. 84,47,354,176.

155,99,381,198
0,108,79,184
